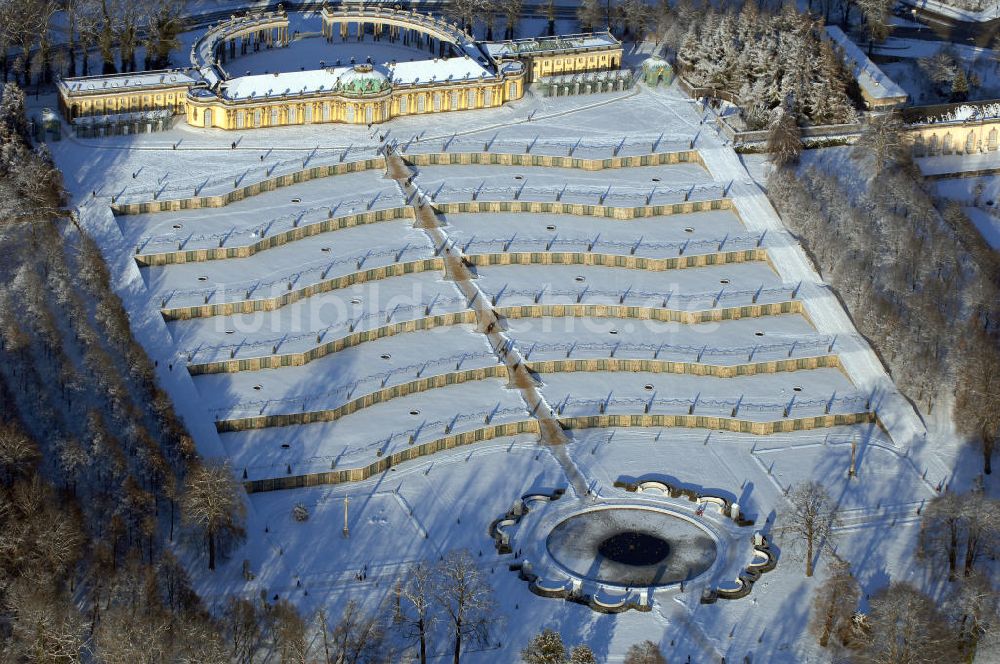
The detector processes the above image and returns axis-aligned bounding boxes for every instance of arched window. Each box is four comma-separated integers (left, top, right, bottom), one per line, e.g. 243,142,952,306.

966,131,976,154
467,89,477,108
433,93,441,111
450,91,459,109
929,134,939,155
346,105,355,122
943,133,953,153
399,96,409,114
236,111,245,128
417,95,426,112
270,107,280,125
305,104,313,122
288,105,297,124
989,128,998,151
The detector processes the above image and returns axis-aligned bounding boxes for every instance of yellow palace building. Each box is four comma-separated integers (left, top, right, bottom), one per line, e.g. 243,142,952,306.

56,3,623,133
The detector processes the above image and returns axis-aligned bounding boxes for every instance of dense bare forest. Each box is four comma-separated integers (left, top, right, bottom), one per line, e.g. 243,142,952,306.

0,0,184,85
768,118,1000,474
0,80,240,661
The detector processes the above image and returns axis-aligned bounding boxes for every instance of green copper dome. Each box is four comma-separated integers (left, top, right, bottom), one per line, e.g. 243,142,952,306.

338,64,390,96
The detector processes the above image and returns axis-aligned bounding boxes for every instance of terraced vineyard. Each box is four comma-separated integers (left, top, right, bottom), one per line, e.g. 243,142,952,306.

57,81,945,662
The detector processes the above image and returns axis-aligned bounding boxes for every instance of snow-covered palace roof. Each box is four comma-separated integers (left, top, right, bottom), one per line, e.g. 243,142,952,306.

824,26,908,108
57,69,203,97
484,32,620,59
219,57,494,101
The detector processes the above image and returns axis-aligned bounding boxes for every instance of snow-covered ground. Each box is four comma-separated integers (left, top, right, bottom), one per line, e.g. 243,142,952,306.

899,0,1000,23
929,173,1000,248
43,67,963,662
914,154,1000,248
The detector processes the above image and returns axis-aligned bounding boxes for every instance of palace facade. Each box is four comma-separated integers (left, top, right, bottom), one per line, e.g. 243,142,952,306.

56,3,623,132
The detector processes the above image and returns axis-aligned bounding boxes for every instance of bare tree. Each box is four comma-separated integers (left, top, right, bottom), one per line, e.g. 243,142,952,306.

172,614,231,664
223,597,263,664
578,0,606,31
444,0,485,35
811,558,860,648
6,582,88,662
267,599,310,663
944,572,999,652
143,0,185,70
502,0,523,39
779,481,839,577
954,326,1000,475
854,113,907,175
623,640,667,664
767,105,802,168
856,0,893,44
919,491,996,581
433,550,501,664
179,460,245,570
327,598,389,664
521,628,565,664
397,561,436,664
858,582,961,664
2,0,58,86
619,0,653,39
0,421,39,482
93,603,171,664
960,496,1000,577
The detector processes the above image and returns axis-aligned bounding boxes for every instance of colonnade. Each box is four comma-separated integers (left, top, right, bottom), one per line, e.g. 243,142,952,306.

322,19,459,59
214,25,290,66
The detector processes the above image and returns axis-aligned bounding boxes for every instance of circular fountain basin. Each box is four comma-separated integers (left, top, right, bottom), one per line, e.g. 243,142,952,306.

545,506,717,587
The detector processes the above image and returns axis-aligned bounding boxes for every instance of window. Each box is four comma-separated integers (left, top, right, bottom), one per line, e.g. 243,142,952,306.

236,111,245,128
204,109,213,127
254,110,262,126
399,96,408,113
365,105,373,124
485,89,493,106
346,105,355,122
417,95,426,112
467,89,476,108
270,107,279,125
288,105,297,124
323,103,331,121
450,91,459,109
433,93,441,111
305,104,313,122
508,82,517,99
